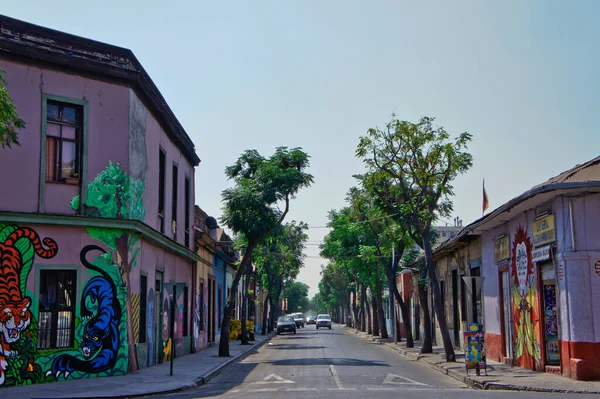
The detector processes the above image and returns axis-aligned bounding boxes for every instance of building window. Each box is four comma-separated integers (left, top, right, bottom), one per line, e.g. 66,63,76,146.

45,101,83,183
140,275,147,343
184,177,191,247
38,270,77,349
158,149,166,233
199,280,205,331
172,163,178,240
183,285,189,336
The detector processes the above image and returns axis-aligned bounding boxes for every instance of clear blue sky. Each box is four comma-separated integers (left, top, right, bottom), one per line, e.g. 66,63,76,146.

5,1,600,296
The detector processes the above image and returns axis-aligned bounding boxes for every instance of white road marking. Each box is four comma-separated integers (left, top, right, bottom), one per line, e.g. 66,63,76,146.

248,388,279,392
383,373,428,386
286,388,318,391
253,373,295,384
328,365,356,391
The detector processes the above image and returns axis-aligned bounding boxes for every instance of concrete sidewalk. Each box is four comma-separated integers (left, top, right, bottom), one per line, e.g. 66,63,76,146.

348,327,600,395
1,333,274,399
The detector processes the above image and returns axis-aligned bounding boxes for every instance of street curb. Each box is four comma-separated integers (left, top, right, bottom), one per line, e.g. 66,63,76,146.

346,327,600,395
60,333,276,399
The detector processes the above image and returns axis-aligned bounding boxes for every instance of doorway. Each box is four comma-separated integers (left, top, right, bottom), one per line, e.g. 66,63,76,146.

452,269,460,346
501,270,513,359
154,271,163,364
541,263,560,366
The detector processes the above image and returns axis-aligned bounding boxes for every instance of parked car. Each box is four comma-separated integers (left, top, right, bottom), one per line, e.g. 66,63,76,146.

316,314,332,330
306,315,316,325
290,313,305,328
277,316,297,335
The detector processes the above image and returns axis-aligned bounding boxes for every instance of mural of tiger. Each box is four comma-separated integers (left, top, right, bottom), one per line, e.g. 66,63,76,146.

0,227,58,386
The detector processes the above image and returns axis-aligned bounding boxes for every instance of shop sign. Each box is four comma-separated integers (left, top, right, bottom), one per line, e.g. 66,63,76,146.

494,235,510,263
595,260,600,277
532,245,551,263
532,214,556,247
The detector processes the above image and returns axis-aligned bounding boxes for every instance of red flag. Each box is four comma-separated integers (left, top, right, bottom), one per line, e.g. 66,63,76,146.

482,178,489,215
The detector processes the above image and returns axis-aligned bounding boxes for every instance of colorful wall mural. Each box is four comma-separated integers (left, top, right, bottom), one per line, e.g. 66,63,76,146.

511,226,541,370
0,225,129,388
71,161,146,373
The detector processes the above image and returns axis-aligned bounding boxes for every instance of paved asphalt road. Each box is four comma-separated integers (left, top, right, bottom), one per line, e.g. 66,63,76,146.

155,326,599,399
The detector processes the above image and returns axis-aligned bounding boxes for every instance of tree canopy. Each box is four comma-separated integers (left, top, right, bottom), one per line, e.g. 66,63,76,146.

218,146,313,356
0,68,26,149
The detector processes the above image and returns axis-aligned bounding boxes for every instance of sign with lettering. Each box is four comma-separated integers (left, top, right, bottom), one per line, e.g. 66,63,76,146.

595,260,600,277
532,215,556,247
532,245,551,263
494,235,510,263
558,263,564,280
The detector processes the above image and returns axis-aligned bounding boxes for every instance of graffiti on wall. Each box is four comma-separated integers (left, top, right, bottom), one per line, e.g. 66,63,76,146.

511,226,541,370
71,161,146,373
0,226,129,387
0,226,58,386
147,288,154,366
47,246,124,378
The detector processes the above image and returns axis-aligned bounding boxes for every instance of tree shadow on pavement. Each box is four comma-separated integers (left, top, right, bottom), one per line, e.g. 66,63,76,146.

268,344,325,350
267,357,389,367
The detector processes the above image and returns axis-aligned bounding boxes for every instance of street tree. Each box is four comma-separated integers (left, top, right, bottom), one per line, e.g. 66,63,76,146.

320,205,387,336
346,185,415,347
286,281,310,314
0,68,26,149
253,221,308,334
357,115,473,362
219,147,313,356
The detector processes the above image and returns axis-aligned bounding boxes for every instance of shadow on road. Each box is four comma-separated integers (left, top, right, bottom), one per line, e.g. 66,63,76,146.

267,357,389,367
268,344,326,350
184,361,259,398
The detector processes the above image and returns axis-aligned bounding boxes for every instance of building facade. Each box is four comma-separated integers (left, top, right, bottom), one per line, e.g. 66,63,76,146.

409,156,600,381
0,16,200,388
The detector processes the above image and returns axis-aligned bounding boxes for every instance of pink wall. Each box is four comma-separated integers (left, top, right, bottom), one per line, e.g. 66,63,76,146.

0,59,130,214
142,95,196,250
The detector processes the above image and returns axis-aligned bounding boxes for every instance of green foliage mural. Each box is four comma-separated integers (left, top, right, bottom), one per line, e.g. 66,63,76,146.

71,161,146,373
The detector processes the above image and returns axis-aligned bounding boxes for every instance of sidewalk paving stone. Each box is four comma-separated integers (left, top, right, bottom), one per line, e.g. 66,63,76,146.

347,327,600,395
0,332,275,399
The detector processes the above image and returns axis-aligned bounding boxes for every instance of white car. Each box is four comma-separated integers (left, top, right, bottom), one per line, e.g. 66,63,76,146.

316,314,332,329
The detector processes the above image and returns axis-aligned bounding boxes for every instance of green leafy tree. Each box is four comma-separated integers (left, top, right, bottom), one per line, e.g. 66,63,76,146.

0,68,26,149
71,161,145,371
219,147,313,356
356,115,473,362
285,281,310,314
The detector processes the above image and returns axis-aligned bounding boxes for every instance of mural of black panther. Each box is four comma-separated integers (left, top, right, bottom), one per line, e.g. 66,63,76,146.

47,245,121,379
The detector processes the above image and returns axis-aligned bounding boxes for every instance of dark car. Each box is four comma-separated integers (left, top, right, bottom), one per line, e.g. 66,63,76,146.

277,316,297,335
316,314,332,330
306,315,316,325
289,313,305,328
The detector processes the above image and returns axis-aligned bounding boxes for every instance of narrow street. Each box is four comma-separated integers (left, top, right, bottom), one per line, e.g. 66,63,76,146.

153,327,597,399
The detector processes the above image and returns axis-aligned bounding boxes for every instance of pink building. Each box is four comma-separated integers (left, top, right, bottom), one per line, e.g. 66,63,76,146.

0,15,200,388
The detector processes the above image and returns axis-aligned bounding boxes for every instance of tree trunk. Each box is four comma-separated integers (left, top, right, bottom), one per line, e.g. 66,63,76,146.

360,285,367,332
385,269,413,347
219,241,257,357
423,233,455,362
376,290,388,339
116,235,139,373
261,292,269,335
366,295,372,335
417,278,433,354
240,263,251,345
372,297,379,336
